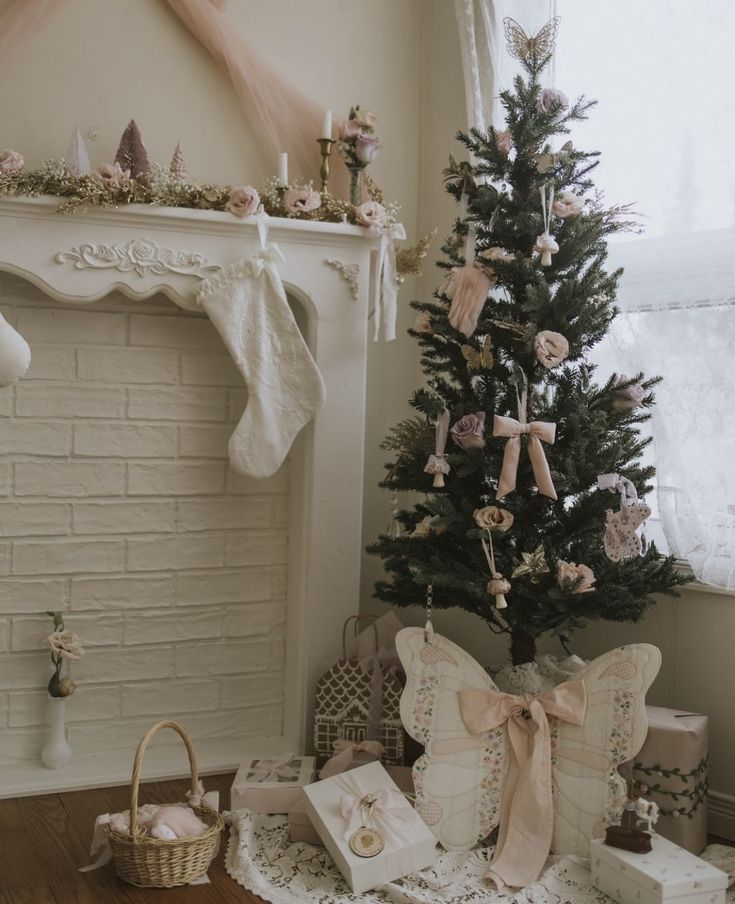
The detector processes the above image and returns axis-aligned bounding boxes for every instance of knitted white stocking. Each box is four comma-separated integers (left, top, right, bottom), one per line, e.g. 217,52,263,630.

197,245,325,479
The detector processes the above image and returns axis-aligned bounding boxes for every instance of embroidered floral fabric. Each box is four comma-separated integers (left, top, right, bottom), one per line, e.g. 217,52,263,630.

225,810,735,903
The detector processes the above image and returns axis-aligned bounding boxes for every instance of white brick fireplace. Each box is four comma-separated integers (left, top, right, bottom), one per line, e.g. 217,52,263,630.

0,197,378,795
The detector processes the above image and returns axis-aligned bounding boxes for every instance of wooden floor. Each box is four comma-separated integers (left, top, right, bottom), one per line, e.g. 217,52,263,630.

0,772,266,904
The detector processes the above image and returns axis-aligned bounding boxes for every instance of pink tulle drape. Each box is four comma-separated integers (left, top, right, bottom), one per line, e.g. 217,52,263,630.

0,0,345,189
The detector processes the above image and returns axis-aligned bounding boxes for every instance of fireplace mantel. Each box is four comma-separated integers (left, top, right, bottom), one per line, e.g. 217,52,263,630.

0,195,379,793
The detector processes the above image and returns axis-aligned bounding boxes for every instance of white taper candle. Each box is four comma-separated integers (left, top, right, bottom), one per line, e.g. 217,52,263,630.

278,152,288,186
321,109,333,140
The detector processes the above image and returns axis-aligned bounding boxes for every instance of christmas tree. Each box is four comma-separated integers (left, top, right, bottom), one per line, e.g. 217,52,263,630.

368,18,684,666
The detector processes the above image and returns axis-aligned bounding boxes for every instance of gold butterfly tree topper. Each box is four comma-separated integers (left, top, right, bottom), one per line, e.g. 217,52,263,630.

503,16,561,70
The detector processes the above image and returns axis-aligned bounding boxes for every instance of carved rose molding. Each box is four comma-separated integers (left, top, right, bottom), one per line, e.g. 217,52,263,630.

324,258,359,300
55,238,221,279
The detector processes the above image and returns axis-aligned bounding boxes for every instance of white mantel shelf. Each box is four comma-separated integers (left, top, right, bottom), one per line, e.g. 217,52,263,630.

0,195,379,796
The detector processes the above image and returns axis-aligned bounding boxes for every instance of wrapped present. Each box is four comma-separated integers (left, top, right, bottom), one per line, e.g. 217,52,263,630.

303,761,435,893
314,614,406,766
231,754,315,814
288,763,415,845
620,706,709,854
590,835,727,904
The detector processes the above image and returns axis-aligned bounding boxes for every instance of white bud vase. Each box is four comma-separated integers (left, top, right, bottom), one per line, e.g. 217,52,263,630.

41,695,72,769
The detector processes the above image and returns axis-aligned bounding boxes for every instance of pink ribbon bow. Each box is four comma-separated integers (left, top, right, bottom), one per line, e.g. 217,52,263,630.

319,738,385,779
247,754,300,783
336,771,414,851
458,680,587,890
493,414,557,500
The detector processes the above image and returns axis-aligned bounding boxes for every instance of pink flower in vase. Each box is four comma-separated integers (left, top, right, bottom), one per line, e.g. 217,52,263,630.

283,188,322,214
339,119,363,141
354,109,378,129
94,162,130,191
355,134,380,164
226,185,260,218
0,149,24,173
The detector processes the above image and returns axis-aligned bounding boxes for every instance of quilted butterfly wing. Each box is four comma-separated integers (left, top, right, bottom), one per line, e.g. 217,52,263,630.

395,626,507,851
551,643,661,855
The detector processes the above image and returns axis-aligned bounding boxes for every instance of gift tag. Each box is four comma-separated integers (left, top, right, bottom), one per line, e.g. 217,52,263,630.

349,826,385,858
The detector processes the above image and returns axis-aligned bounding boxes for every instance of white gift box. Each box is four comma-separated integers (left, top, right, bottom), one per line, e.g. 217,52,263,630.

590,836,727,904
231,754,315,814
303,761,437,894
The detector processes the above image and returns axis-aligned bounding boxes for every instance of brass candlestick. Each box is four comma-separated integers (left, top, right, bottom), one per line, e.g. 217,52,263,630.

317,138,334,194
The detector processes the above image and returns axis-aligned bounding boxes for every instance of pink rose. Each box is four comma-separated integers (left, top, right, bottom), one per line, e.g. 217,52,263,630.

557,560,596,594
613,374,646,410
226,185,260,218
0,149,24,173
354,109,378,129
495,129,513,155
354,200,387,230
283,188,322,214
535,330,569,368
355,134,380,164
94,162,130,190
339,119,362,141
451,411,486,449
537,88,569,115
552,190,584,218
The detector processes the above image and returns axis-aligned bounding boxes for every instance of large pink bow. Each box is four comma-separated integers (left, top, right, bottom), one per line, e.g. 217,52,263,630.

493,414,557,500
459,680,587,890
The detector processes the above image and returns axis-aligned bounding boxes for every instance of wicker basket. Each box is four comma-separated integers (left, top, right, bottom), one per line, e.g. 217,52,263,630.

104,720,224,888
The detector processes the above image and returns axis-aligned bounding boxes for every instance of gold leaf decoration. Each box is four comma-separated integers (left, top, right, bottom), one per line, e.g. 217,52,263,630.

396,229,437,283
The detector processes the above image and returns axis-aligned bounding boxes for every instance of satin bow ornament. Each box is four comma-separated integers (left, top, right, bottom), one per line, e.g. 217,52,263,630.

319,738,385,779
459,680,587,890
493,415,557,500
336,771,414,851
247,754,300,783
367,219,406,342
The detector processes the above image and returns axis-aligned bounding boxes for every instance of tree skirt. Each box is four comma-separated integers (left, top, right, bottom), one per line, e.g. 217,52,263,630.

225,810,735,903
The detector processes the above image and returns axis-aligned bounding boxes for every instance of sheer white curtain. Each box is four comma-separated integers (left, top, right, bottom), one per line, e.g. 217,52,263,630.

455,0,735,588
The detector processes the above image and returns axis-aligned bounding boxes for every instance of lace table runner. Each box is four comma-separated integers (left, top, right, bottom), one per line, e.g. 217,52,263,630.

225,809,735,904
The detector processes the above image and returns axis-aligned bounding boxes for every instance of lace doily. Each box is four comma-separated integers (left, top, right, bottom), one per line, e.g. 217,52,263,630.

224,808,735,904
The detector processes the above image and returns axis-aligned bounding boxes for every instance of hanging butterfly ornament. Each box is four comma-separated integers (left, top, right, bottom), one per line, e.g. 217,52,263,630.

460,335,494,372
535,140,573,174
503,16,561,69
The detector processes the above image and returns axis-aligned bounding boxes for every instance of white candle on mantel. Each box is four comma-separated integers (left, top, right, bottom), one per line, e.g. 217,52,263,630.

278,152,288,186
321,109,333,140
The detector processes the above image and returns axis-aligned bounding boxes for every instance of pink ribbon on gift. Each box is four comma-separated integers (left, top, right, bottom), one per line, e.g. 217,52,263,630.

319,739,385,780
247,754,300,783
336,771,414,851
493,390,557,500
458,680,586,890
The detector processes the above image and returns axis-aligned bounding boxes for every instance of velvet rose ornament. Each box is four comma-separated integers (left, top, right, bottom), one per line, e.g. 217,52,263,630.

0,149,24,173
495,129,513,155
94,162,130,191
283,188,322,214
355,134,380,164
451,411,486,449
537,87,569,115
557,560,596,594
535,330,569,369
552,190,585,218
355,200,388,230
474,506,514,533
226,185,260,218
613,374,646,410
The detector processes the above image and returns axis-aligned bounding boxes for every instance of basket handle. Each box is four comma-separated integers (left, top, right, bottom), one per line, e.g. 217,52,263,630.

341,615,379,661
129,720,199,840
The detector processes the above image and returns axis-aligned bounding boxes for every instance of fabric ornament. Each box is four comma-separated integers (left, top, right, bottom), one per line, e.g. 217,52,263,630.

451,411,486,449
473,505,513,533
480,529,510,610
536,87,569,116
535,185,558,267
552,190,584,218
0,149,23,174
446,266,496,338
556,560,596,594
362,215,406,342
598,472,650,562
65,127,92,177
196,212,326,479
613,373,646,409
424,407,451,487
493,389,557,500
534,330,569,368
226,185,260,218
396,627,661,887
0,312,31,387
598,472,639,505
